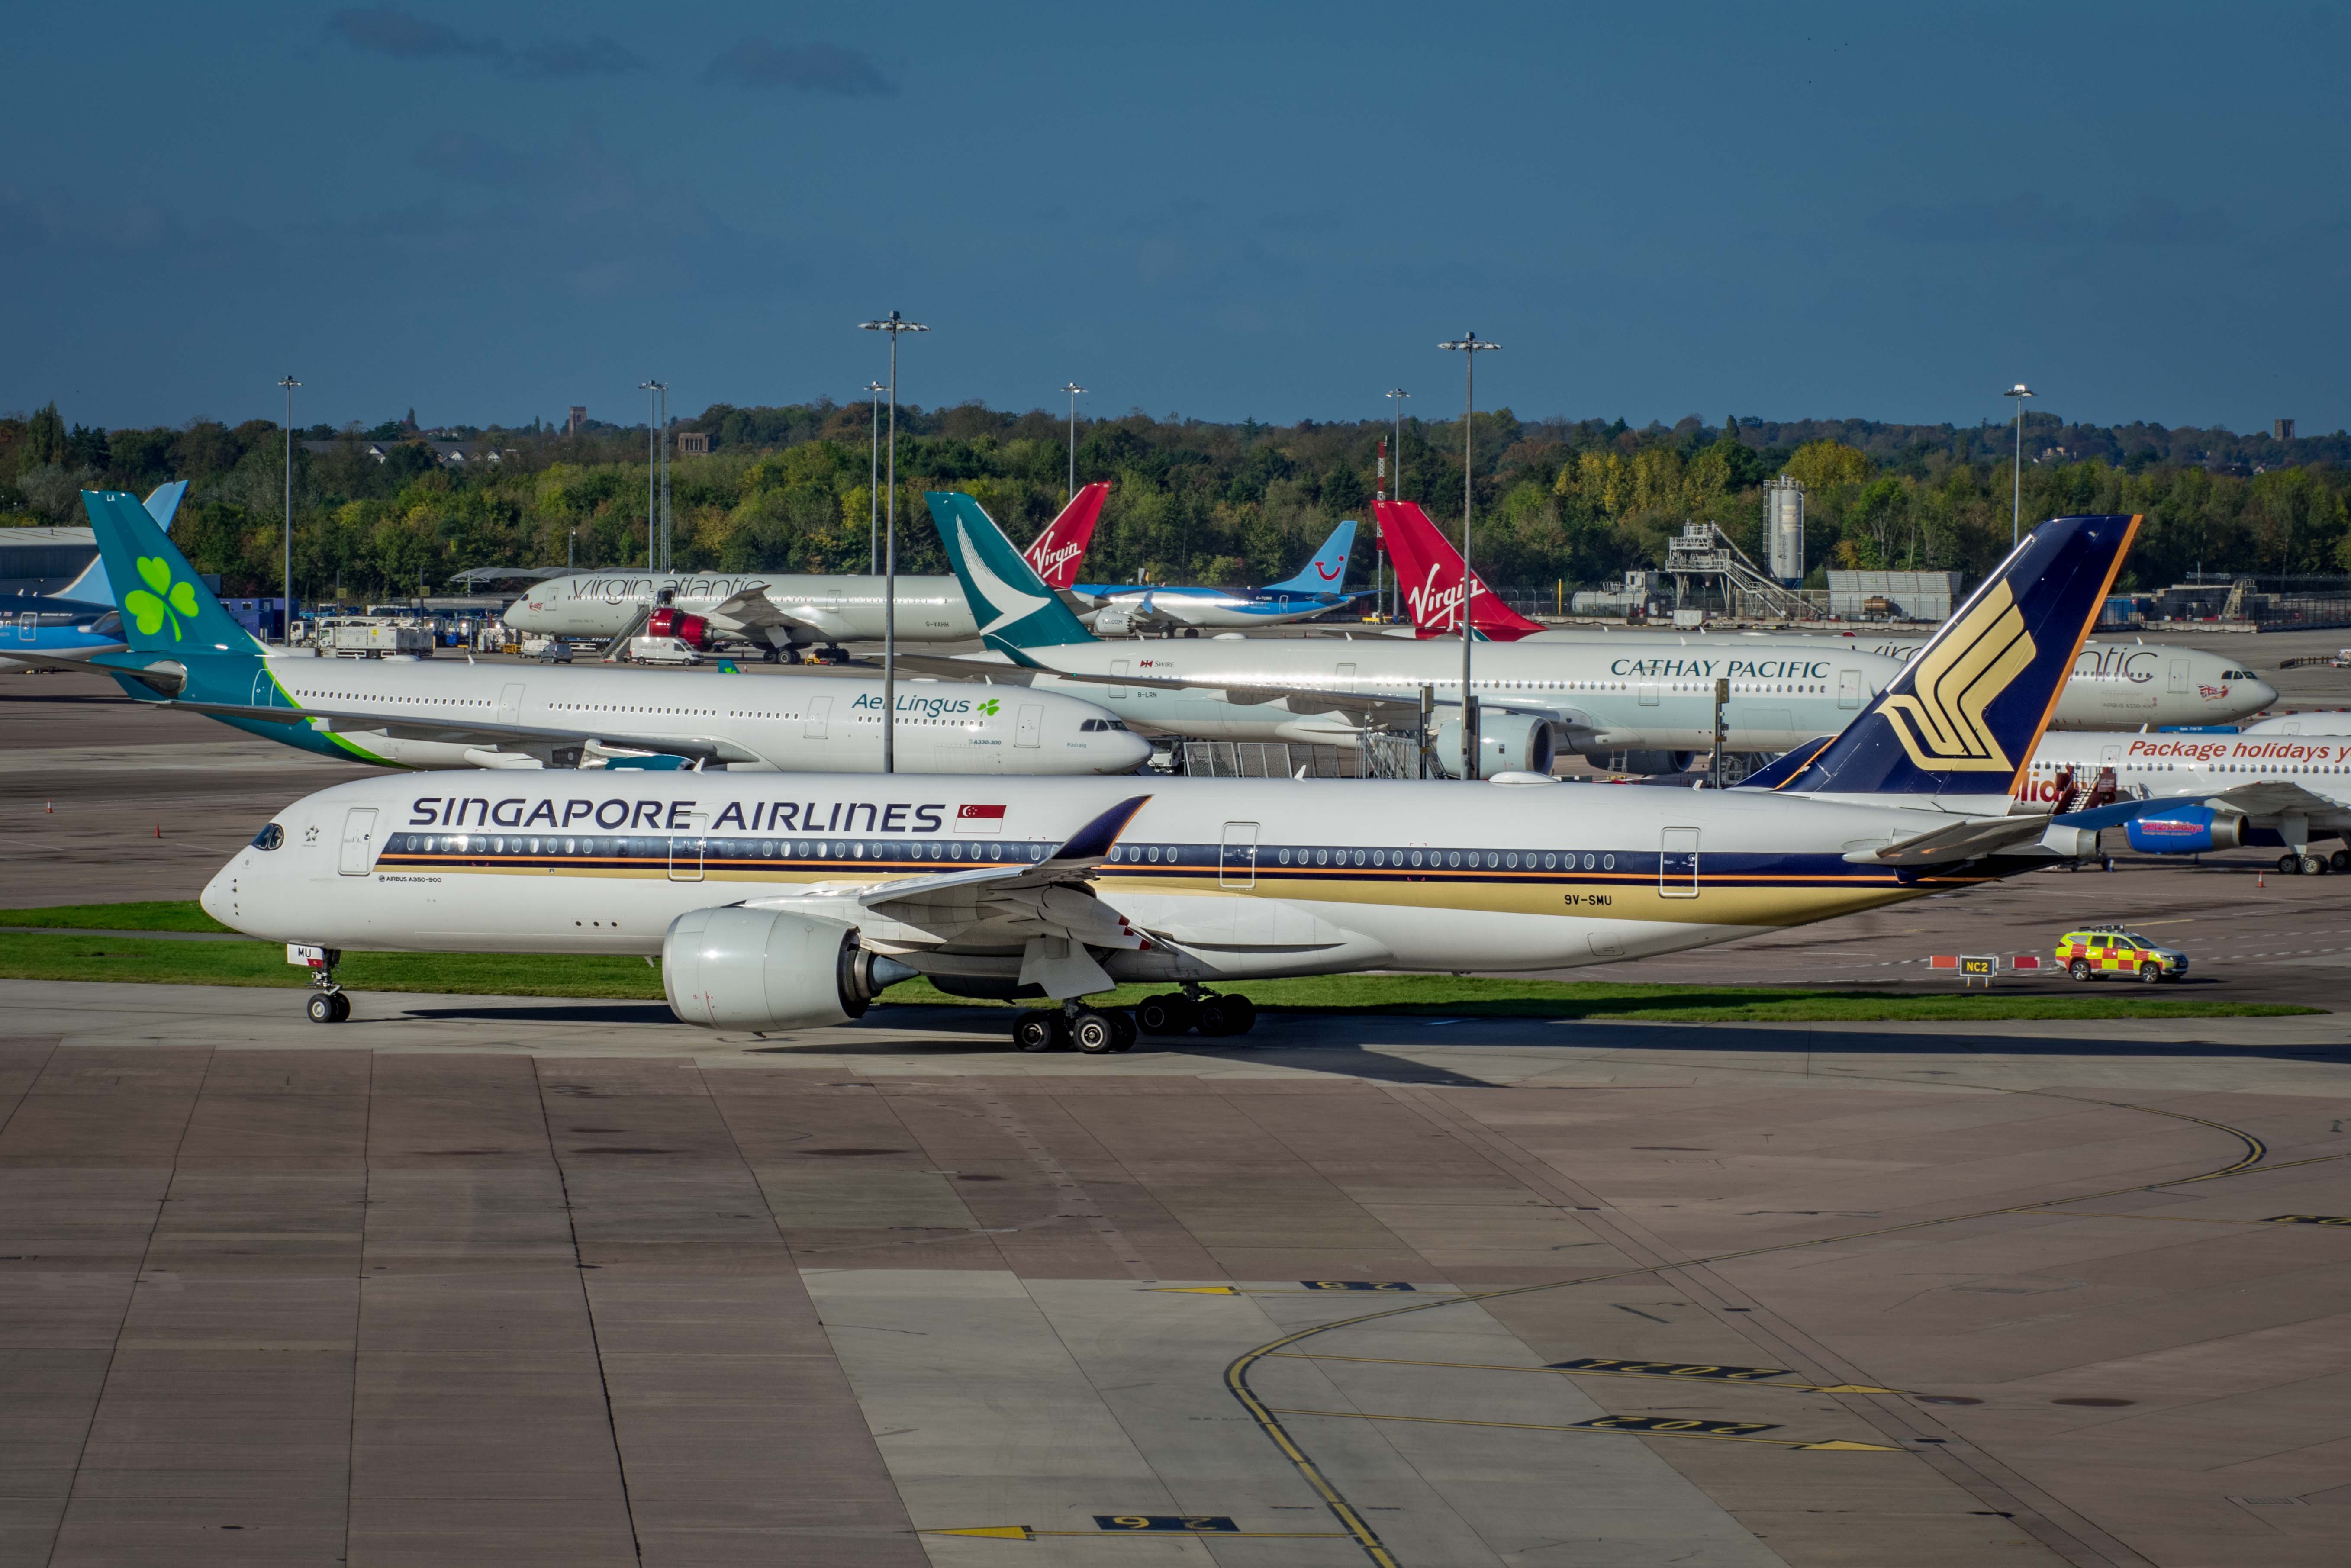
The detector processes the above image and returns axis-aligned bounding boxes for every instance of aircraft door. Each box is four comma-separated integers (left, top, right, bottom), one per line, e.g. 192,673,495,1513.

1838,668,1863,708
498,683,526,726
1659,826,1699,898
2168,659,2189,694
804,696,831,739
2100,744,2122,770
1638,681,1660,707
1108,658,1129,698
337,808,380,876
17,612,32,641
669,835,705,882
1220,821,1260,889
1016,704,1044,748
1336,661,1356,684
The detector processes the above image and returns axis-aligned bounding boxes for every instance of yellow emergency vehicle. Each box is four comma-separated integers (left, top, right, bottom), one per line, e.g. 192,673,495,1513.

2055,927,2190,983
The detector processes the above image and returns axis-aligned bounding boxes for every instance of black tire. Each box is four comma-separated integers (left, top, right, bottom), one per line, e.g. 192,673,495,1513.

329,992,351,1023
1108,1010,1137,1052
1070,1009,1120,1055
2300,854,2327,876
1224,995,1257,1034
2069,959,2092,982
1137,994,1195,1035
1195,996,1235,1038
2139,962,2162,984
1013,1011,1064,1053
2280,854,2301,875
307,992,338,1024
2332,849,2350,874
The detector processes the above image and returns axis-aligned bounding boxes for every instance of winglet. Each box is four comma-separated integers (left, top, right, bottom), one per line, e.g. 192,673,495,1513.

1047,794,1152,866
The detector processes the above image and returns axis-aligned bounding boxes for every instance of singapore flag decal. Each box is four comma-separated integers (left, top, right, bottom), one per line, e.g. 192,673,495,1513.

958,803,1006,836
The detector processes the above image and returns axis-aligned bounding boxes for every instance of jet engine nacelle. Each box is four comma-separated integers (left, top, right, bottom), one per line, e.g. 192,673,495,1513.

662,906,915,1031
2124,805,2245,855
646,607,712,648
1094,604,1143,636
1433,712,1556,778
1588,748,1697,776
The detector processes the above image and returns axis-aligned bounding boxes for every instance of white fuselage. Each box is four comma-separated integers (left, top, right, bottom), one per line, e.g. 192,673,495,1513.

2020,728,2351,836
1778,634,2273,729
247,653,1150,774
2242,712,2351,735
204,773,1997,979
503,571,976,647
989,637,1902,752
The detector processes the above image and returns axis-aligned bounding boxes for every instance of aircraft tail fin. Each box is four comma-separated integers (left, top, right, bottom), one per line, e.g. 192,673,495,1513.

1761,514,2140,798
80,489,265,655
928,491,1098,661
1022,481,1109,590
1267,518,1357,592
1373,499,1547,640
54,482,188,605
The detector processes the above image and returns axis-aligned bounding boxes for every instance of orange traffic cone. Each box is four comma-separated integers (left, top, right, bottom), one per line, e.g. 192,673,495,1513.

45,801,52,813
154,823,162,839
2258,871,2266,889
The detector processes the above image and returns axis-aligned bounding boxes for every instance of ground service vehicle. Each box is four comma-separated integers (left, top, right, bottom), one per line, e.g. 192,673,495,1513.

2056,927,2189,982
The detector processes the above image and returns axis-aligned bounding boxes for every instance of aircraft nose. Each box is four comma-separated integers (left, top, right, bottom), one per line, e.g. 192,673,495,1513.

2248,678,2279,712
1103,728,1153,773
198,860,239,930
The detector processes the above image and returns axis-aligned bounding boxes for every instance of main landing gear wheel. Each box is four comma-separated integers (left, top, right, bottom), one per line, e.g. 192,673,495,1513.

1137,994,1196,1035
2333,849,2351,874
1194,995,1257,1037
1012,1011,1066,1053
2279,853,2302,875
1109,1009,1137,1051
1070,1009,1126,1055
2069,959,2093,982
2299,853,2328,876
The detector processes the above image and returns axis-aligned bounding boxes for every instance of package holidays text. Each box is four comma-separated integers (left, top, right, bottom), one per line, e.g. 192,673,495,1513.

409,797,953,833
2119,738,2351,764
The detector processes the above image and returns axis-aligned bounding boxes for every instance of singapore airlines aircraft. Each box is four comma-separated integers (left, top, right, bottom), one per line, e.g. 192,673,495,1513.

500,483,1112,659
902,492,1904,776
43,491,1150,775
1372,498,2277,729
207,514,2160,1037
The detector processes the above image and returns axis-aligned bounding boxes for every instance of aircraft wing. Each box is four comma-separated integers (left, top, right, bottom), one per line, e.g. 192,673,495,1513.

1841,812,2058,865
157,699,774,767
701,586,799,633
2191,780,2348,818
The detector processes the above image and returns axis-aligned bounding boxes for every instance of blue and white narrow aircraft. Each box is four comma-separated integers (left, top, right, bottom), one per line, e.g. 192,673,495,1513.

206,512,2161,1038
1071,518,1364,633
31,490,1150,776
1,482,185,671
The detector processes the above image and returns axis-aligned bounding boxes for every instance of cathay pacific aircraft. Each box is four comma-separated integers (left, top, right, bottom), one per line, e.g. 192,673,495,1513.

203,512,2174,1035
1369,499,2276,729
1071,518,1364,632
901,492,1904,776
32,491,1149,776
501,482,1111,659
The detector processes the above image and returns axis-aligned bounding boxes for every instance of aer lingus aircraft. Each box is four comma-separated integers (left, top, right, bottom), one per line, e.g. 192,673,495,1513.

500,481,1112,660
1372,497,2275,730
903,491,1905,775
206,512,2160,1038
35,490,1150,775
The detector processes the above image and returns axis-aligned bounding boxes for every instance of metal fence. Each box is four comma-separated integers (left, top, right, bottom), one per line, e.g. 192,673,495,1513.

1174,737,1428,780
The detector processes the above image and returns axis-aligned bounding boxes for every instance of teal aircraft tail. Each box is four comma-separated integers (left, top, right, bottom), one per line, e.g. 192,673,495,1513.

1267,518,1356,593
54,483,187,605
927,491,1097,662
81,489,265,656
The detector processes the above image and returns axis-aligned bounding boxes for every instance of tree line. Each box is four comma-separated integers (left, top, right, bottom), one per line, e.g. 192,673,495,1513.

2,397,2345,601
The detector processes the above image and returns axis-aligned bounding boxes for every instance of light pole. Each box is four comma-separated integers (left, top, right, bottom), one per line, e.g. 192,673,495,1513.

1060,383,1086,503
2003,383,2034,547
1437,334,1501,779
865,382,886,574
568,529,576,568
1383,386,1409,619
277,375,298,644
639,380,666,569
858,311,928,774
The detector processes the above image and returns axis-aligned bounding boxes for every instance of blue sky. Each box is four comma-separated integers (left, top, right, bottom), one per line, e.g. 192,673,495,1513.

8,3,2344,434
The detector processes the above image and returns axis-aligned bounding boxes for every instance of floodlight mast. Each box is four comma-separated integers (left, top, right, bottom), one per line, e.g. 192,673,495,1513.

1059,383,1087,504
639,380,666,569
1437,334,1500,779
866,382,886,573
277,375,299,644
1383,387,1408,620
858,312,928,773
2003,383,2035,547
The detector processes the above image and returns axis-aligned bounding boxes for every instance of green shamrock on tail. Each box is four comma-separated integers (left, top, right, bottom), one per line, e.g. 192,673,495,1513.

124,556,200,640
976,698,1001,716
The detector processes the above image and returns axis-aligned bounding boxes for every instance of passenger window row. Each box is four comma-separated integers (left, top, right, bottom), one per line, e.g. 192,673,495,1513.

387,833,1048,863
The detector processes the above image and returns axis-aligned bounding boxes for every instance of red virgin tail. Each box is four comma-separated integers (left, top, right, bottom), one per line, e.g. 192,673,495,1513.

1022,481,1110,590
1373,499,1547,640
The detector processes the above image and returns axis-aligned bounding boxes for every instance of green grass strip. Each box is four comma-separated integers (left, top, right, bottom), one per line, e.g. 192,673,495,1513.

0,900,234,932
0,920,2316,1022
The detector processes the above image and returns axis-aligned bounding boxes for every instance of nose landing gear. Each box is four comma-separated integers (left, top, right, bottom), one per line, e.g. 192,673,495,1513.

293,944,350,1024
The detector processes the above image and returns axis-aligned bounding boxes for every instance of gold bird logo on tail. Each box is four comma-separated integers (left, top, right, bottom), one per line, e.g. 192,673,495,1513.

1876,581,2036,772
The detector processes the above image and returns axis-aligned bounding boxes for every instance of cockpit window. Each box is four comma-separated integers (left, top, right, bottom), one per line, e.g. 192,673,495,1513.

251,823,285,851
